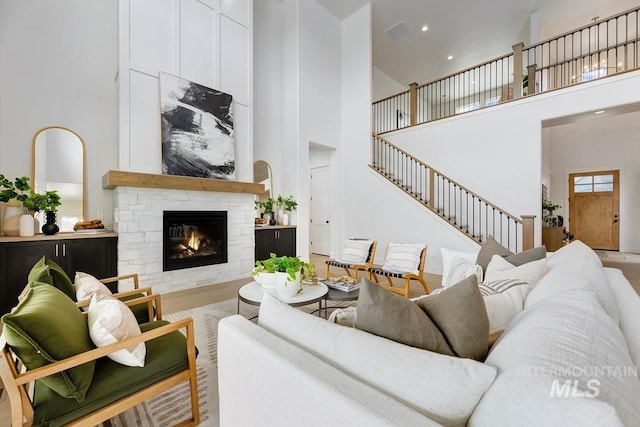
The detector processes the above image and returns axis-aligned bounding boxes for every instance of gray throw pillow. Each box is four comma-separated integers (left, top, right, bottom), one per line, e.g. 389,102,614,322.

475,236,514,275
415,275,489,361
356,279,453,355
504,245,547,266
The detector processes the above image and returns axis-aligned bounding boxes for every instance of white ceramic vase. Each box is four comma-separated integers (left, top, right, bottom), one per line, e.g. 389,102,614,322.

282,213,290,226
275,271,301,298
19,214,35,237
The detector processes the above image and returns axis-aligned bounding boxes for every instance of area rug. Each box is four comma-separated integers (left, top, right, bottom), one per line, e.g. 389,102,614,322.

110,298,353,427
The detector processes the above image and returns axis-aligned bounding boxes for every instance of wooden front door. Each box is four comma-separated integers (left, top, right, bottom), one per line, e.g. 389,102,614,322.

569,170,619,250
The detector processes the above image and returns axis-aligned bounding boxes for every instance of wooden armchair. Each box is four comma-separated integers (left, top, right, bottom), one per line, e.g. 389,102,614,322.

369,244,430,298
325,239,378,280
0,288,199,427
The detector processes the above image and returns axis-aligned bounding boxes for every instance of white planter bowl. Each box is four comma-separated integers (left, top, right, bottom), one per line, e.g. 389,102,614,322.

254,271,276,289
275,271,301,298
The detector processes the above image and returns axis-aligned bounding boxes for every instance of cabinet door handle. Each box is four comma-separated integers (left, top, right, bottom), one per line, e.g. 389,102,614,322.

63,243,66,257
55,244,59,257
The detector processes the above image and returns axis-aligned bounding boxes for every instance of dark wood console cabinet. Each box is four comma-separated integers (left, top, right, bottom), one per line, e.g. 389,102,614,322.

0,233,118,315
255,226,296,261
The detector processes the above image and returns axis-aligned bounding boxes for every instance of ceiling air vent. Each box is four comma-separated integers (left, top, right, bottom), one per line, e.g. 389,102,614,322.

385,21,411,40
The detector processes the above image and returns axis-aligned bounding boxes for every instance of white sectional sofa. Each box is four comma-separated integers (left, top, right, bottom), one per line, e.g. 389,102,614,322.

218,241,640,426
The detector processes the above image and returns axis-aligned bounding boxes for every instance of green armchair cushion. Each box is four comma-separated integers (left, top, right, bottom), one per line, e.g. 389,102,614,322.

31,321,192,427
28,256,76,300
1,283,96,402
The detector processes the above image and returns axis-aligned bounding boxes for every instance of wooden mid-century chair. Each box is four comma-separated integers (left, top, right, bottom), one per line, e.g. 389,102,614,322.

369,244,430,298
325,239,377,280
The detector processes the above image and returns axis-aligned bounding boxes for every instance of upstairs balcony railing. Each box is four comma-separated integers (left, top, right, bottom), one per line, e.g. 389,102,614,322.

373,6,640,134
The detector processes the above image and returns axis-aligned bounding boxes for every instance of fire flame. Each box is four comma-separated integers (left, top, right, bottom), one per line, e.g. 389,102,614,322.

187,231,200,252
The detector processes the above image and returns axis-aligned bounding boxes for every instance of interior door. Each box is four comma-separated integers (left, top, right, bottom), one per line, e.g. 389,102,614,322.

569,170,619,250
310,166,331,255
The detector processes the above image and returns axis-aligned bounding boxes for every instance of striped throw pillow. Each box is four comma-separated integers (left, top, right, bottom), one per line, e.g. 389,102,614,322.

382,243,425,274
338,239,373,264
480,279,530,334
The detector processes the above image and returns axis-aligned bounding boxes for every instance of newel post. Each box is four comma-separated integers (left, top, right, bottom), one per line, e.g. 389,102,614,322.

428,169,435,210
521,215,536,250
409,82,418,126
512,42,524,99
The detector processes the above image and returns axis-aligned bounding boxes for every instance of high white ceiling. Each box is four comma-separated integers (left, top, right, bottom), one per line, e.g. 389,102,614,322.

317,0,640,88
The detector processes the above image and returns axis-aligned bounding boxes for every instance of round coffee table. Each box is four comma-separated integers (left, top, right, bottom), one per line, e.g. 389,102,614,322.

237,281,329,318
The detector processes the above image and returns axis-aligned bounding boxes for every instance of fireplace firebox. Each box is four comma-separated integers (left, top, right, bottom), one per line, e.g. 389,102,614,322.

163,211,227,272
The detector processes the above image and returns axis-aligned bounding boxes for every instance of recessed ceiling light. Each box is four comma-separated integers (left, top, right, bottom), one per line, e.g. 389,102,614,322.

447,55,453,60
421,25,428,32
594,110,605,114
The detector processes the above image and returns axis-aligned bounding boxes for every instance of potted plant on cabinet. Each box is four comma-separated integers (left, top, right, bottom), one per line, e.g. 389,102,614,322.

27,190,61,235
276,194,297,226
542,200,561,227
0,175,31,236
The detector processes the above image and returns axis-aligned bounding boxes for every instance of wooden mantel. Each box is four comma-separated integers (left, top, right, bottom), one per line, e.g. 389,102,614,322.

102,170,264,195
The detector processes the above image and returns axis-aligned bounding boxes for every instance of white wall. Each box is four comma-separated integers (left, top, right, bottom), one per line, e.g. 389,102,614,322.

117,0,253,183
372,66,407,101
0,0,115,224
546,111,640,253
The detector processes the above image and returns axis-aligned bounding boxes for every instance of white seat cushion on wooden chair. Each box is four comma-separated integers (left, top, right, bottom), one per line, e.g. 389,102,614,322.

381,243,425,274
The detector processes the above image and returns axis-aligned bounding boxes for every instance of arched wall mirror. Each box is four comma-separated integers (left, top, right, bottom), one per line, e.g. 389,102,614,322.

32,126,85,232
253,160,273,201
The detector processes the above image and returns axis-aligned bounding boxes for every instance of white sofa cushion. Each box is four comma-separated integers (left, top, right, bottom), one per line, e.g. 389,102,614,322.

526,241,619,324
259,293,496,427
471,290,640,426
218,315,438,426
605,267,640,368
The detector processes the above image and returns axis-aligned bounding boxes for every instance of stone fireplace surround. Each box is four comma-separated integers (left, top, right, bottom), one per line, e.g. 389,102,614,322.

103,171,263,295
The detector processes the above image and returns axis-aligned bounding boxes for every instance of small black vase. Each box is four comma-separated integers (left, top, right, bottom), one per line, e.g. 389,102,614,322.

269,212,277,226
42,211,60,235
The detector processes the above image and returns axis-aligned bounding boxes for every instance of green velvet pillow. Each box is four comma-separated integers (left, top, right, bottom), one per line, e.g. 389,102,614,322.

28,255,76,300
415,275,490,361
1,283,96,402
356,279,454,355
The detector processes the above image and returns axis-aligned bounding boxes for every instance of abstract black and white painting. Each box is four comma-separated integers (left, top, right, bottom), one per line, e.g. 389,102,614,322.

160,72,235,180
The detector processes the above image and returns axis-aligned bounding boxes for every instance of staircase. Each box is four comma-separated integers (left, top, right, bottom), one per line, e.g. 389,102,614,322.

370,133,534,252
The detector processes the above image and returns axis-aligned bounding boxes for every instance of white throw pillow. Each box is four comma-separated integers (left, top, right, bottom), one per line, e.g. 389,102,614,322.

338,239,373,264
440,248,478,286
259,293,496,427
382,243,425,274
483,255,547,286
88,294,146,367
75,271,112,301
479,279,530,334
442,255,483,288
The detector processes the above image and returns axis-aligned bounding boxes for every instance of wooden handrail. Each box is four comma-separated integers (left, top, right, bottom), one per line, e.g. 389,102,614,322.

373,133,523,223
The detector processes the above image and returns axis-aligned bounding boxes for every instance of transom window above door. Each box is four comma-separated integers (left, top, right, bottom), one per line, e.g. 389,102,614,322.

573,174,614,193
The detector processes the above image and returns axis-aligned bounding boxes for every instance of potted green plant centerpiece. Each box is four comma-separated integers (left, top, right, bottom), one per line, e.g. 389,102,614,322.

253,253,314,297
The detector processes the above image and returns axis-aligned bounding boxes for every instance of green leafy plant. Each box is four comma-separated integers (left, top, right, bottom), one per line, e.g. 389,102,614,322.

261,197,275,215
275,194,297,212
26,191,61,213
254,253,314,283
0,175,31,204
0,175,61,213
542,200,562,227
